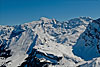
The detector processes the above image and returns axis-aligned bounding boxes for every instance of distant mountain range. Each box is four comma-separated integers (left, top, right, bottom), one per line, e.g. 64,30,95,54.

0,17,100,67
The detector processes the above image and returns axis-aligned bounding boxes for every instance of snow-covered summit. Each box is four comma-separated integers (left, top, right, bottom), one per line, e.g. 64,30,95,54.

39,17,52,22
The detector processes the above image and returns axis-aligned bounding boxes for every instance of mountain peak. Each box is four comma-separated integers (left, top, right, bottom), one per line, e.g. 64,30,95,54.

39,17,51,22
79,16,92,19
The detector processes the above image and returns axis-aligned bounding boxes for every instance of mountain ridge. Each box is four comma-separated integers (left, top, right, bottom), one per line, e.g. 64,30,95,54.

0,17,100,67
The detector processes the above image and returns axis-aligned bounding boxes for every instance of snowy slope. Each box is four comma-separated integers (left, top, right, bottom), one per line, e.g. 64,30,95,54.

73,18,100,60
0,17,100,67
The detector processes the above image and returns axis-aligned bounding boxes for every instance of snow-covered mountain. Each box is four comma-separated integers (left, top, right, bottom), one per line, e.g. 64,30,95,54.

0,17,100,67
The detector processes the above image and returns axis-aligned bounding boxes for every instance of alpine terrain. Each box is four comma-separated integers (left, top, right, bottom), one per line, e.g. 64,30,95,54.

0,17,100,67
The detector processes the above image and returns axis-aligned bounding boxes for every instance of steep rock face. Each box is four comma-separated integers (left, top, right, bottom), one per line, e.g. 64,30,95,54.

73,18,100,61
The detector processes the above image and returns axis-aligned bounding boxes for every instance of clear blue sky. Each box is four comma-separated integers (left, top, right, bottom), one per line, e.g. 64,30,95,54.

0,0,100,25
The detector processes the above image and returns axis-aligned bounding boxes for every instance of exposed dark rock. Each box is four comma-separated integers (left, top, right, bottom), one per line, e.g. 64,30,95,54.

0,45,12,59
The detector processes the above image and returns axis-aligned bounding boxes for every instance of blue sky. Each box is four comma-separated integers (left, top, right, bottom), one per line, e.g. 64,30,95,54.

0,0,100,25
